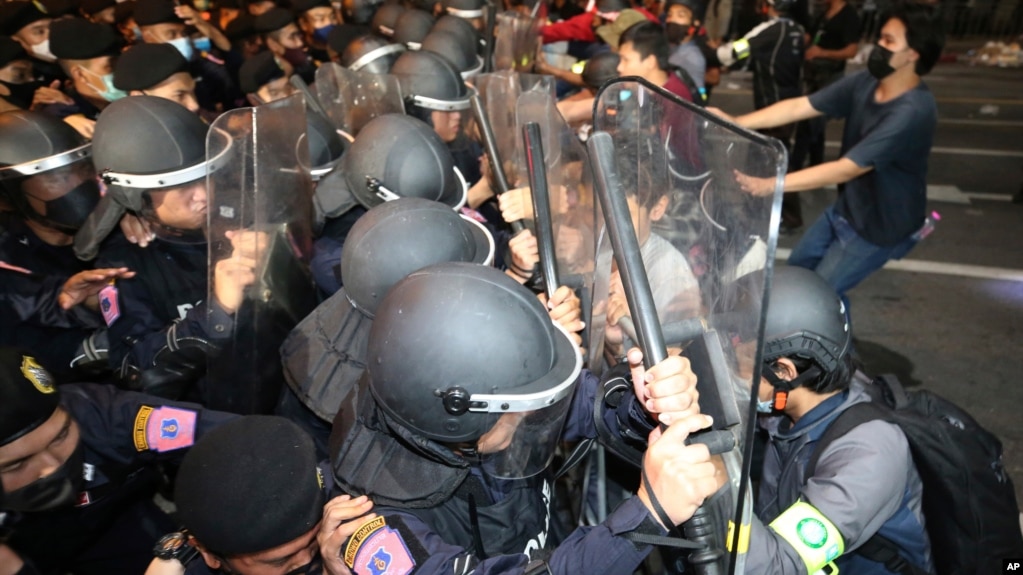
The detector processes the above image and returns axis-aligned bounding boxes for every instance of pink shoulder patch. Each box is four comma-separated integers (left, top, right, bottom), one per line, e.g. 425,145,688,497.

99,284,120,326
145,407,197,452
354,526,416,575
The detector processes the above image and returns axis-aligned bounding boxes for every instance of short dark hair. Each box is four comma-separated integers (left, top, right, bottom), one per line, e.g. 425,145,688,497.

619,21,670,72
774,352,859,395
881,2,945,75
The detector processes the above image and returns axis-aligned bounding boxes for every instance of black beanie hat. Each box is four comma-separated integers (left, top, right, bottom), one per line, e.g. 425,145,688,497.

133,0,180,26
0,347,60,447
174,416,326,555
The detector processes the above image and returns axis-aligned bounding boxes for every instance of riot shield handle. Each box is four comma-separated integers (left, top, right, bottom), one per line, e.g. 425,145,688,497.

483,1,497,74
589,131,727,575
290,75,330,122
470,93,525,234
587,132,666,368
522,122,559,300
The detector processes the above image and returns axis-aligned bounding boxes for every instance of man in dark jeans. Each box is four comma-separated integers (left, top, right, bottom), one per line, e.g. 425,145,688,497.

786,0,861,230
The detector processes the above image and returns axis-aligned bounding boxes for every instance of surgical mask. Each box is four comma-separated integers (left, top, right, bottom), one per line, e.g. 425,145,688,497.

78,66,127,102
193,36,212,53
312,24,336,43
756,398,775,414
168,37,195,62
132,26,143,41
867,44,897,80
0,79,42,109
2,440,86,513
27,179,102,233
665,22,692,43
30,39,55,62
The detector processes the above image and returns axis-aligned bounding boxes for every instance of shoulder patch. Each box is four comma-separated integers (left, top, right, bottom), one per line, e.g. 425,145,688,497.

144,407,198,452
134,405,154,451
344,517,417,575
21,355,55,394
99,283,120,326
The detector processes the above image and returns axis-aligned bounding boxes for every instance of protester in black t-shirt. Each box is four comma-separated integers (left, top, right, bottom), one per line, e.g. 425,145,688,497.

709,2,944,318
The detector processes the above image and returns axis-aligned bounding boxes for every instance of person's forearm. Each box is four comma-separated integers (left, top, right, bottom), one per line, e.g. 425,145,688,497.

736,96,818,130
546,66,585,87
208,27,231,52
815,43,858,61
783,158,869,192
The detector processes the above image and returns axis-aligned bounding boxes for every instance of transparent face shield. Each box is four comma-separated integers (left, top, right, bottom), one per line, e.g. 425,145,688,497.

453,320,582,480
315,62,405,136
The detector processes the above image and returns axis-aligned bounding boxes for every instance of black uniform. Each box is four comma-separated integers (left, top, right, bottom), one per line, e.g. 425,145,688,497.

0,213,99,376
37,86,103,121
719,16,805,110
1,383,236,575
95,233,233,397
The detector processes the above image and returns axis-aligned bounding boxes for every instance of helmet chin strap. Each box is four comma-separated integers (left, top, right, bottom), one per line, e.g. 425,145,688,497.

762,364,822,412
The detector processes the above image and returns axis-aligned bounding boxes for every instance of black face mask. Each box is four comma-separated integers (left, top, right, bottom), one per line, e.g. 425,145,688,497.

665,22,692,43
2,439,86,513
0,80,41,109
27,178,102,234
867,44,897,80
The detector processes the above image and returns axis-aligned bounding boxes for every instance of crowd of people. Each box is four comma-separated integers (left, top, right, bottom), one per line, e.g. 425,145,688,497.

2,0,1005,573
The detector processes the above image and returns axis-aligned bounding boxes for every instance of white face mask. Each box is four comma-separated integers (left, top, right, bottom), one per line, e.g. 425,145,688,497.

756,398,775,414
30,39,55,62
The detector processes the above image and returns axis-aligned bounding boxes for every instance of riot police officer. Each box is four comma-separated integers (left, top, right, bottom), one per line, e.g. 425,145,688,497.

87,96,259,403
0,110,109,376
0,346,235,574
280,197,494,455
328,262,719,567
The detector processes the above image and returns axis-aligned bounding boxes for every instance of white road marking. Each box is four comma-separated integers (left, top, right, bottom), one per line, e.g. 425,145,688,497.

775,248,1023,282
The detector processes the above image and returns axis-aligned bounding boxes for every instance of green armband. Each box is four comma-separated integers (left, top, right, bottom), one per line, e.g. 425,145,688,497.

768,501,844,574
733,38,751,60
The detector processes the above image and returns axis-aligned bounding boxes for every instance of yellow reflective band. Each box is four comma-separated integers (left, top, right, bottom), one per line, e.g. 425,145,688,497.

769,501,845,574
733,38,751,60
726,520,750,553
571,60,588,74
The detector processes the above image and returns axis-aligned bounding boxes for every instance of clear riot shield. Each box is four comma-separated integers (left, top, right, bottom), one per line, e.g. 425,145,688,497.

206,93,318,415
588,78,784,574
314,62,405,136
515,89,597,344
473,71,554,189
492,11,541,72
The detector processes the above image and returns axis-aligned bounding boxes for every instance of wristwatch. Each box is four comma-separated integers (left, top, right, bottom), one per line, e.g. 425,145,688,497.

154,531,200,565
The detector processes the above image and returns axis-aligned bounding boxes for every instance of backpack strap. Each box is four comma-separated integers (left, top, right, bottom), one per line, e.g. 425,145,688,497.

876,374,910,410
805,395,926,575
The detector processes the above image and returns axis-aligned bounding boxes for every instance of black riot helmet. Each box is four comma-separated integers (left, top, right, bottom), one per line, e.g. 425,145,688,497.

304,109,349,181
440,0,484,19
764,0,796,15
279,197,494,424
431,15,480,56
370,2,405,37
391,8,434,49
390,49,470,112
761,266,852,393
343,0,384,24
366,262,582,479
91,96,231,232
421,29,481,78
332,113,468,209
342,198,493,317
340,33,404,73
0,111,99,234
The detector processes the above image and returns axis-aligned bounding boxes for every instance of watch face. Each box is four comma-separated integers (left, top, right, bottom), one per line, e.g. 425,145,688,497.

159,532,187,551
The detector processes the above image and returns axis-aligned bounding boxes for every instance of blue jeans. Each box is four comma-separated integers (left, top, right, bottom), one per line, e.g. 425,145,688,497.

788,204,918,298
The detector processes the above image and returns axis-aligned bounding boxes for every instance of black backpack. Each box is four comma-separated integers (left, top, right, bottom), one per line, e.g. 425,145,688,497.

807,374,1023,575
